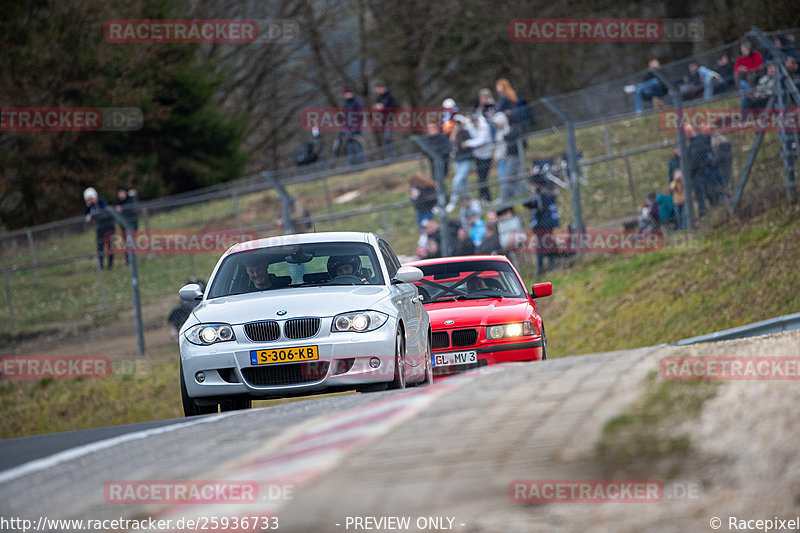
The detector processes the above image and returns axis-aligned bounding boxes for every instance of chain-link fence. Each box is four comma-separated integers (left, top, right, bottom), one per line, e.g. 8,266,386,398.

1,28,798,356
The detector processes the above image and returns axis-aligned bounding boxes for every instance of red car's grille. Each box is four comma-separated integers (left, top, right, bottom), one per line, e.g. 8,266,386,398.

431,332,450,349
451,328,478,347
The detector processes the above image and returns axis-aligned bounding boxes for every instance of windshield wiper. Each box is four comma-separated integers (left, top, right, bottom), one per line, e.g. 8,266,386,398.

454,294,503,301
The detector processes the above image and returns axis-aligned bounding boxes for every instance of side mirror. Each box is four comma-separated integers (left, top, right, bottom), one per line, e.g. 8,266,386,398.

179,283,204,301
392,266,424,284
530,282,552,298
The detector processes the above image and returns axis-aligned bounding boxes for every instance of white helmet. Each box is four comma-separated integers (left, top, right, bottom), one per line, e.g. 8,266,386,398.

442,98,456,109
83,187,98,201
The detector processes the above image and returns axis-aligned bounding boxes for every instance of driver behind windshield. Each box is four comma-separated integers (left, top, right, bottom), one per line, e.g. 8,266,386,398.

327,254,366,283
466,276,488,292
244,255,273,291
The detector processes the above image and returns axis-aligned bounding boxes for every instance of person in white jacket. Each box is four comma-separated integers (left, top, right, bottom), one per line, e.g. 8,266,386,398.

463,112,494,203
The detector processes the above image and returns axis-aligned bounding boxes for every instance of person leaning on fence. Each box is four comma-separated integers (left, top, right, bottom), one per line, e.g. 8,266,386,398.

679,60,721,101
491,110,512,202
83,187,115,270
742,61,776,113
668,146,681,184
113,186,139,265
424,121,451,185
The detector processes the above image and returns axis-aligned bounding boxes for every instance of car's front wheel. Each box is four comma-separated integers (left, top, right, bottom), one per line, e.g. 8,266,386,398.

388,326,406,389
541,324,548,361
180,362,218,417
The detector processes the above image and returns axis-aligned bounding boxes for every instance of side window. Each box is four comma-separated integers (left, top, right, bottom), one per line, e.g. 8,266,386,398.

378,240,400,278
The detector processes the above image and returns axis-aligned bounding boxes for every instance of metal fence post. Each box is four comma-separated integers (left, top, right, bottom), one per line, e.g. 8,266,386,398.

107,207,145,356
26,229,39,283
262,171,295,235
232,190,242,230
542,98,585,230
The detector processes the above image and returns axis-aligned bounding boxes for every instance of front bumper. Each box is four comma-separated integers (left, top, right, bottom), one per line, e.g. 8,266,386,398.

180,318,397,399
431,337,543,376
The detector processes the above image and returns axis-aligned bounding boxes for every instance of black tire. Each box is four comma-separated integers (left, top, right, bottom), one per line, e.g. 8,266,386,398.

540,324,548,361
419,331,433,386
388,326,407,390
180,362,217,416
220,398,252,412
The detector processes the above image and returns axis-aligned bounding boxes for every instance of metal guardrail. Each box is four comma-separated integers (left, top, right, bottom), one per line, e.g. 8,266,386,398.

674,312,800,345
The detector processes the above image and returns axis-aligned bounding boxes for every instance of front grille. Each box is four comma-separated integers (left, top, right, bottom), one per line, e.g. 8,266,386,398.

284,318,320,339
241,361,330,386
244,321,280,342
451,328,478,347
431,331,450,349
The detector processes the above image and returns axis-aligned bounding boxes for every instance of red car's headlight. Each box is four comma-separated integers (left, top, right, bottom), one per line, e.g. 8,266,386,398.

486,321,534,339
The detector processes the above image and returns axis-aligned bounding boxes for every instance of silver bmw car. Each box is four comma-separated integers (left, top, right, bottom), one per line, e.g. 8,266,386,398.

178,232,432,416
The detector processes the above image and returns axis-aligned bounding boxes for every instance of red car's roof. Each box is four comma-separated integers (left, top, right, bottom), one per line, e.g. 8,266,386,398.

407,255,512,267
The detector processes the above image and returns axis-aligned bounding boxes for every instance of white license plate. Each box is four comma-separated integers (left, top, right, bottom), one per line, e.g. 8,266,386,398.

433,350,477,367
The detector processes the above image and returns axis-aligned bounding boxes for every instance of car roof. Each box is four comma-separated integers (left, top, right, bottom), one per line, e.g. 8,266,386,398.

225,231,375,257
407,255,512,267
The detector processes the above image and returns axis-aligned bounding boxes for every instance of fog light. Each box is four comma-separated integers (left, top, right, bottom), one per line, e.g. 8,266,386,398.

195,371,206,383
369,358,381,369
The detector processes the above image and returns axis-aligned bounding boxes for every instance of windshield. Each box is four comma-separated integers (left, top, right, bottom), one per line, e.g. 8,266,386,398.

207,242,384,299
413,260,526,303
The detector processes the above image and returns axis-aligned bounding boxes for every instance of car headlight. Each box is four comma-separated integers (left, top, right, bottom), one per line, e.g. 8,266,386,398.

486,322,534,340
331,311,388,333
186,323,236,345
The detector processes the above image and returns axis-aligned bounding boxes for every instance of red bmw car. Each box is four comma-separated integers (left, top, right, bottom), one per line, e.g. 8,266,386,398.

407,255,552,377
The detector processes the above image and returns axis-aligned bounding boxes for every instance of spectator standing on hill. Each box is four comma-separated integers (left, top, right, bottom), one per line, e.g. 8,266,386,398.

463,111,493,202
112,187,139,265
491,111,512,201
372,80,398,155
83,187,115,270
424,122,451,185
340,87,364,165
446,114,473,213
668,146,681,183
734,41,764,95
785,56,800,86
409,173,437,234
671,169,686,230
495,78,525,196
685,124,713,218
473,88,495,117
525,178,560,276
624,59,668,114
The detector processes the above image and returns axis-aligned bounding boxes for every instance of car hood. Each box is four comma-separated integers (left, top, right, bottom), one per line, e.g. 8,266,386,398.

192,285,391,324
424,298,533,328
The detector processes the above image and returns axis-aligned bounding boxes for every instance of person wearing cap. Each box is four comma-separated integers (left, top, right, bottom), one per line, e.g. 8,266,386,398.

340,86,364,165
372,79,398,155
83,187,115,270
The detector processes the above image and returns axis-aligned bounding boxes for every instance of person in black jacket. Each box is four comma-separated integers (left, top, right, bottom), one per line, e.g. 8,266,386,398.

112,187,139,265
83,187,115,269
625,59,668,114
409,173,437,233
685,125,713,218
372,80,398,154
